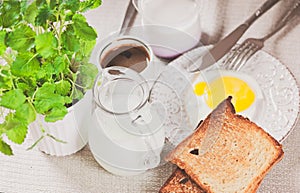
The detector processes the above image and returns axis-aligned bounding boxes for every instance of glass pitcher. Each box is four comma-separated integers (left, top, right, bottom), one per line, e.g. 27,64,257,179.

89,66,166,176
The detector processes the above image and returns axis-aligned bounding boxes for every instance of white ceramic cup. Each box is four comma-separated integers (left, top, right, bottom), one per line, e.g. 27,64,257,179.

132,0,202,59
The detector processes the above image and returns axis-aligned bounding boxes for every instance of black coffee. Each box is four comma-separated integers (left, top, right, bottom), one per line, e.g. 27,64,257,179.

100,44,150,73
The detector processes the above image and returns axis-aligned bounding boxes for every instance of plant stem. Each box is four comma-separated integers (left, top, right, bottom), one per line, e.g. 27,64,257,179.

27,53,39,64
30,86,39,102
56,8,66,56
46,133,67,143
26,135,44,150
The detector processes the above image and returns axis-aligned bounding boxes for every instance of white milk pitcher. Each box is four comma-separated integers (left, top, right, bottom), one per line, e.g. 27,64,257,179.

89,66,166,176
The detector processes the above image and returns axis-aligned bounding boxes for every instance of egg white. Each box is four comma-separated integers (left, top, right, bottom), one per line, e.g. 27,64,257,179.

191,70,265,123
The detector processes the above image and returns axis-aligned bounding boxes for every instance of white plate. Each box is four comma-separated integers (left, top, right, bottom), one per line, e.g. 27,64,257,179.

150,45,300,144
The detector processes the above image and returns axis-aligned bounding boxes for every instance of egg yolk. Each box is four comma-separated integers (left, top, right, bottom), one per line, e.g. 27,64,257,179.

194,76,255,112
194,82,207,96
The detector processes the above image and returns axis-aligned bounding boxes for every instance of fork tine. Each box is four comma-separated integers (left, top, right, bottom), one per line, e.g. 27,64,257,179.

233,42,261,71
223,44,246,70
230,42,252,70
231,42,257,70
233,44,258,71
224,41,252,70
222,48,238,69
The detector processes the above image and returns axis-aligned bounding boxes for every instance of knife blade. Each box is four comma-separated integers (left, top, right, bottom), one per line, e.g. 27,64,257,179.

119,0,137,35
188,0,281,72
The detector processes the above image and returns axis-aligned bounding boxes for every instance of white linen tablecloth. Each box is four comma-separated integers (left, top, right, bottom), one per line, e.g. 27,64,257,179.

0,0,300,192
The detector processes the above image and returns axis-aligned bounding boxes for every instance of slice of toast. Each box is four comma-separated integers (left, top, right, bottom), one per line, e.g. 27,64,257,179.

159,167,206,193
165,97,284,193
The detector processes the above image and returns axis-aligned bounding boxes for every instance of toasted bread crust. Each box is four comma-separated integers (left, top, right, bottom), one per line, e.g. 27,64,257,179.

165,97,284,193
159,167,206,193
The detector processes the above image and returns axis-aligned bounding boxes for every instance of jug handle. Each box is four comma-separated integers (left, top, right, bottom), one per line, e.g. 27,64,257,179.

132,115,161,169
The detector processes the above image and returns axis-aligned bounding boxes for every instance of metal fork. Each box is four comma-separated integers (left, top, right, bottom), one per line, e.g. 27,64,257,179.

223,0,300,71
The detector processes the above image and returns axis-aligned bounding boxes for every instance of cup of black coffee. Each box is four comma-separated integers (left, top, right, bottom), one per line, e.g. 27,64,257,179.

97,36,155,80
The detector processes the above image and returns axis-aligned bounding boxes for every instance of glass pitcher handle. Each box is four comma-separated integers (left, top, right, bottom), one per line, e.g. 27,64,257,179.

131,114,161,169
142,136,160,169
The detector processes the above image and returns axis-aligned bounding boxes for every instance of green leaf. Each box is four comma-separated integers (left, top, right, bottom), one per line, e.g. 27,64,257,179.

78,39,96,60
5,124,28,145
0,69,12,91
7,25,36,52
24,2,38,24
34,99,55,114
61,0,80,13
35,82,56,98
0,112,27,144
20,0,28,16
16,79,37,97
35,4,52,26
36,68,47,80
39,61,55,78
72,14,97,41
80,0,102,12
53,56,67,74
1,113,17,130
0,138,13,155
61,27,80,52
0,1,21,28
55,80,71,96
15,103,36,124
11,52,40,77
34,98,59,114
16,82,30,92
0,89,26,110
45,106,68,122
0,75,12,90
36,0,45,7
35,32,58,58
78,62,98,90
71,87,84,101
64,96,72,104
0,31,6,55
34,83,66,114
49,0,58,10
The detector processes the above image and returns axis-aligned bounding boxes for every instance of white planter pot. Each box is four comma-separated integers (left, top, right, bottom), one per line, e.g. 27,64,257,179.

29,90,92,156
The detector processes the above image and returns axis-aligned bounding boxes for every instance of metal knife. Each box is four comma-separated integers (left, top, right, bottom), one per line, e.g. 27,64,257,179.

188,0,281,73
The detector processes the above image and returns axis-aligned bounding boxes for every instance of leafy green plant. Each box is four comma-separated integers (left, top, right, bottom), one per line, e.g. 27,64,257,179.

0,0,101,155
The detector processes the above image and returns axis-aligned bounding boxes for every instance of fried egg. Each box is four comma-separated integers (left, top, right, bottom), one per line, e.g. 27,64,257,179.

192,70,264,122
